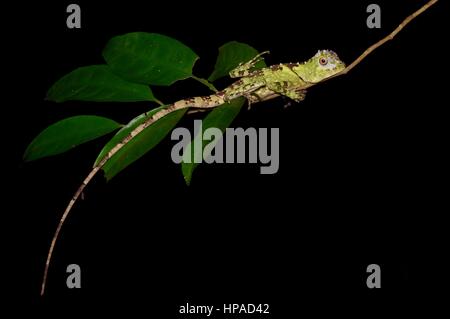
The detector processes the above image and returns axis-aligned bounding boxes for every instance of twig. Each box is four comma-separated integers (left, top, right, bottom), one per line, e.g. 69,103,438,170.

322,0,439,83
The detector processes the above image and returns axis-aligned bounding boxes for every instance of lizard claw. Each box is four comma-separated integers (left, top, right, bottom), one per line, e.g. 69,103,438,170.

283,101,293,109
254,51,270,63
258,50,271,56
248,51,270,65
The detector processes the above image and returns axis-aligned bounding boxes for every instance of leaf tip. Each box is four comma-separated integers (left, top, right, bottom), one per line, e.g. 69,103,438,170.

22,153,31,162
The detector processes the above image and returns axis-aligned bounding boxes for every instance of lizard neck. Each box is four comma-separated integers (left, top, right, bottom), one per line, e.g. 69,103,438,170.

291,62,319,84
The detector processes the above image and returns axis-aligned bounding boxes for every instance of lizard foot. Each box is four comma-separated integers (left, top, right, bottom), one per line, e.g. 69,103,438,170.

229,51,270,78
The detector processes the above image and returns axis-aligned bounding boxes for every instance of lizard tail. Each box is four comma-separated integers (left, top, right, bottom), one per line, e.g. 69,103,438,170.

40,165,100,296
40,94,228,296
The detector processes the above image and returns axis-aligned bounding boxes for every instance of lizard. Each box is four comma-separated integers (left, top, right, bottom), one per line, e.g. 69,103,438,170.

41,49,346,295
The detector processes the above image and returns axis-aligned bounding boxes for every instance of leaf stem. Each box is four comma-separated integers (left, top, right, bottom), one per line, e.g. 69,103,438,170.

191,75,218,92
154,97,165,106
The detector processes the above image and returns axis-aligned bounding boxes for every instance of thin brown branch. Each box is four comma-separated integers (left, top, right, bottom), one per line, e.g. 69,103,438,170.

320,0,439,84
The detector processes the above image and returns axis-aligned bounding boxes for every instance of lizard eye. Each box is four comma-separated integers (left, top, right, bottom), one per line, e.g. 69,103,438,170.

319,57,328,66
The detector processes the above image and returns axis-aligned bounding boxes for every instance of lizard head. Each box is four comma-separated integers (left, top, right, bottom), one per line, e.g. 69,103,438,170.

300,50,346,83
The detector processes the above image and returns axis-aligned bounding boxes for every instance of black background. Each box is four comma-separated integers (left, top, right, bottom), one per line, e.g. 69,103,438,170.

9,0,445,314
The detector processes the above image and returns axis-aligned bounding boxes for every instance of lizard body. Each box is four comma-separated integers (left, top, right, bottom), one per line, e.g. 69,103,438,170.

225,49,345,103
41,49,345,295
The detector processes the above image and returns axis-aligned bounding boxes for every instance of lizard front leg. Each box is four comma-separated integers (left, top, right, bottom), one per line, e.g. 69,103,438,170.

229,51,270,78
267,81,306,103
245,87,278,109
282,87,306,102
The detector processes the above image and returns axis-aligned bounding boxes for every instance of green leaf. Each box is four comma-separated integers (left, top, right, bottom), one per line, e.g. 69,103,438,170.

103,32,198,86
208,41,266,82
95,106,187,180
181,97,245,185
24,116,121,162
47,65,157,102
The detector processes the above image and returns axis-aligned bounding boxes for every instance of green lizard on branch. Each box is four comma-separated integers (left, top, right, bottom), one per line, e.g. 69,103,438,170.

40,50,345,295
41,50,345,294
40,0,439,296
